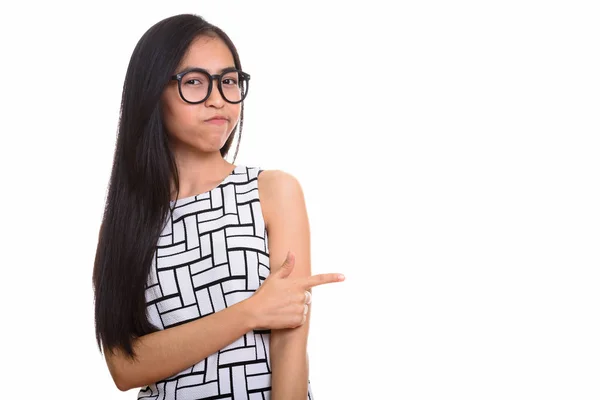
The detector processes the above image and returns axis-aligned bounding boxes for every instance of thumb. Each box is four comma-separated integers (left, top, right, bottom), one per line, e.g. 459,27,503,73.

277,251,295,278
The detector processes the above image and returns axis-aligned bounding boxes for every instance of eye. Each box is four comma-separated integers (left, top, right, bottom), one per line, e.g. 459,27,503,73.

222,77,238,85
182,73,208,86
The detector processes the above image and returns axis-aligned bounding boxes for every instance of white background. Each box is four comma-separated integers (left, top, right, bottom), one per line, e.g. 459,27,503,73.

0,1,598,399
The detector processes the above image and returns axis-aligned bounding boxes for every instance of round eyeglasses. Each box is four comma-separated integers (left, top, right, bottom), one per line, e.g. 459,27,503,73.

170,67,251,104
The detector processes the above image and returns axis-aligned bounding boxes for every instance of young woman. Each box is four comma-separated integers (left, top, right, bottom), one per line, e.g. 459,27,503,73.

92,13,345,400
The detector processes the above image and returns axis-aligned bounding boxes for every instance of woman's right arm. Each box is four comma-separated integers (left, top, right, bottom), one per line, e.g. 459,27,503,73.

105,253,343,392
105,299,257,391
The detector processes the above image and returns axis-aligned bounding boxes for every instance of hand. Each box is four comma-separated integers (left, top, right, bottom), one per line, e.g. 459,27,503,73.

245,251,344,330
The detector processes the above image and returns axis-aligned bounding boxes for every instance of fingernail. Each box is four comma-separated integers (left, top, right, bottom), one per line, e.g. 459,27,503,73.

338,274,345,281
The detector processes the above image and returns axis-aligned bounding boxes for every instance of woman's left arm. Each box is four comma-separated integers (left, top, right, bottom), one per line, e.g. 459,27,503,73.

258,170,312,400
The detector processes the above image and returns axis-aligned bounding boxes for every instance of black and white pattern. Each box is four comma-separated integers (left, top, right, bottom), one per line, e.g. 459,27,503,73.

138,165,313,400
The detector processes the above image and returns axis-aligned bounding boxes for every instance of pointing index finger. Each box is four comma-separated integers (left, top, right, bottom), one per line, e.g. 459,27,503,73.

304,273,345,289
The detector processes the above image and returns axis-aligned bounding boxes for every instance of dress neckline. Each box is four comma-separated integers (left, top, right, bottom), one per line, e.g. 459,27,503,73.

169,164,240,204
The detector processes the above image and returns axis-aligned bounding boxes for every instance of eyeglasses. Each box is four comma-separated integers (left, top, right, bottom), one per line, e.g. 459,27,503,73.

170,67,251,104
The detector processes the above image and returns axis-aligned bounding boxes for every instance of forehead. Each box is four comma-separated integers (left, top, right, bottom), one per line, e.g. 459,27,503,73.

178,35,235,73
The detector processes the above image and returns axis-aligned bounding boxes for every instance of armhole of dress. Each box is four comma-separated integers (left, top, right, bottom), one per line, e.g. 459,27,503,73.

255,168,268,246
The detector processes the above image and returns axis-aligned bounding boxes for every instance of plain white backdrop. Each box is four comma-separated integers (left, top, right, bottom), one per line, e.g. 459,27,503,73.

0,1,598,399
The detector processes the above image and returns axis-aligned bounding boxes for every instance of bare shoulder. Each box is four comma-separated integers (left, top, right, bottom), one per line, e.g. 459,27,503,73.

257,169,303,196
257,169,306,226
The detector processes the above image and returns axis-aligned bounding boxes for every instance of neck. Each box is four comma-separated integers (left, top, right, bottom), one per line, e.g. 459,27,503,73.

169,149,234,200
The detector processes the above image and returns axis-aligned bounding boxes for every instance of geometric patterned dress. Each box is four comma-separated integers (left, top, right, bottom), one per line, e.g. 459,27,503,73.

137,165,314,400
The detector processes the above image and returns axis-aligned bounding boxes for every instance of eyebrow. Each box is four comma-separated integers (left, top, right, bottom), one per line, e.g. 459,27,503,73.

178,65,237,73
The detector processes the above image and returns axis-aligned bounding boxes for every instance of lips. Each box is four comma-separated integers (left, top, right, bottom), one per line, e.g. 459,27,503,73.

205,116,229,126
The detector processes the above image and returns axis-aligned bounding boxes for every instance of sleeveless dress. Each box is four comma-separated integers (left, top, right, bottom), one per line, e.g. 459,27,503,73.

138,165,314,400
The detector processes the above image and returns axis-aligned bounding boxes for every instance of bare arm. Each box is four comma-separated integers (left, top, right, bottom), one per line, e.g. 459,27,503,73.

259,170,312,399
106,299,256,391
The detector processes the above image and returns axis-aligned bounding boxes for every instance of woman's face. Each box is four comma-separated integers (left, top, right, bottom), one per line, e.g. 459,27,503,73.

161,35,241,154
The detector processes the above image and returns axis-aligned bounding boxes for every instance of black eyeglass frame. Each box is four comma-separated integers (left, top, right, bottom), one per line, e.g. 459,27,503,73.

170,67,251,104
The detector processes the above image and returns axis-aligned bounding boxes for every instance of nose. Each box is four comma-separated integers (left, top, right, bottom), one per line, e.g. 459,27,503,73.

205,77,225,108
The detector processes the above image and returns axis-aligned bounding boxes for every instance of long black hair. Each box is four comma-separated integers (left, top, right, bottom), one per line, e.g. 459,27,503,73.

93,14,245,360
